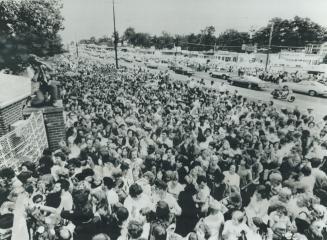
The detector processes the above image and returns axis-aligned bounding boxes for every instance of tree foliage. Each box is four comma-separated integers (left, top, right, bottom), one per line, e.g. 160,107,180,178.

83,17,327,54
253,16,327,52
217,29,250,52
0,0,65,71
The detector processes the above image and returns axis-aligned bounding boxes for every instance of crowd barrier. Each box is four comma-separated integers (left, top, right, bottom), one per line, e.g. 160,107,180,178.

0,112,48,169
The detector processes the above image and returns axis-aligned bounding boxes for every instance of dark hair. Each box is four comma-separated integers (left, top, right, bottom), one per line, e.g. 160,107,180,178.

54,152,66,162
0,167,15,180
120,161,130,171
57,179,70,191
17,171,32,184
156,201,170,220
196,175,207,185
301,165,311,176
310,158,322,168
129,183,143,198
154,179,168,191
81,168,95,178
256,185,269,199
72,188,90,207
103,177,115,190
116,206,129,223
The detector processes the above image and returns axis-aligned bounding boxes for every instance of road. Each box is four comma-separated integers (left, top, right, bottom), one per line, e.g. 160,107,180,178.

80,52,327,119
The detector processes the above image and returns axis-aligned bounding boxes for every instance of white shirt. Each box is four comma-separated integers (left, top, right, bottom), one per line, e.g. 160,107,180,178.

106,189,119,206
223,171,240,188
152,192,182,216
222,220,250,240
124,194,154,221
203,212,225,240
60,191,73,211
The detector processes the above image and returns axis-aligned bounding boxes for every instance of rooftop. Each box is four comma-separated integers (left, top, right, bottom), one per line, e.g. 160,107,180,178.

0,73,31,109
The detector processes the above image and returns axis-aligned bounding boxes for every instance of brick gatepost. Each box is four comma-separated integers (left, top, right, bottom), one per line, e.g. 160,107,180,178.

0,98,28,137
23,104,65,152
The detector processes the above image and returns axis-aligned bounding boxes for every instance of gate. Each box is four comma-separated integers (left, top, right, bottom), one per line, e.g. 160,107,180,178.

0,112,48,169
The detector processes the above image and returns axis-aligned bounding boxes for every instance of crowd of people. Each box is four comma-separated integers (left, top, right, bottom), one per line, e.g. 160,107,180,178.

1,53,327,240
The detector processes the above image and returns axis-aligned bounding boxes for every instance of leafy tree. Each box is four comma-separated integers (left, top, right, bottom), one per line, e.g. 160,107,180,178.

123,27,136,44
253,16,327,52
0,0,65,71
217,29,249,52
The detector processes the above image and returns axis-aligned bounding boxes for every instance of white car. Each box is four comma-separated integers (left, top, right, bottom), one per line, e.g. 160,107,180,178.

209,68,231,80
282,80,327,97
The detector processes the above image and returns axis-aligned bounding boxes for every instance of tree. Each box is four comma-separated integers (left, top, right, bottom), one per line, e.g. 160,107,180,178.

0,0,65,71
123,27,136,45
253,17,327,52
217,29,249,52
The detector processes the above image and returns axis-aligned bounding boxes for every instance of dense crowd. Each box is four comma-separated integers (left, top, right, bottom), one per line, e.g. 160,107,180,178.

1,54,327,240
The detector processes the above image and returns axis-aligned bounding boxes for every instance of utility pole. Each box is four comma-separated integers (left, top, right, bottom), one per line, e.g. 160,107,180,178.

265,23,274,71
112,0,119,69
76,42,79,58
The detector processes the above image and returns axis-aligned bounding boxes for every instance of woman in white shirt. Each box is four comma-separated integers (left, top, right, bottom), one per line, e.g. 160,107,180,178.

223,165,240,189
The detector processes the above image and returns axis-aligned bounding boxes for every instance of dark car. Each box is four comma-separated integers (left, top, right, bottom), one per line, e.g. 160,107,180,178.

228,75,269,90
173,67,195,77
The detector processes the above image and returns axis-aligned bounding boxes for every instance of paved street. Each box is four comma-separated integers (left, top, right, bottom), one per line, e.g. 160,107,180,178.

118,59,327,119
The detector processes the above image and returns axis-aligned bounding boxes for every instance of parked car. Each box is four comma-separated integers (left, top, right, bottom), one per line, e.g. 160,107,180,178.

228,75,269,90
209,68,231,79
281,80,327,97
173,66,195,76
146,62,159,69
168,64,177,71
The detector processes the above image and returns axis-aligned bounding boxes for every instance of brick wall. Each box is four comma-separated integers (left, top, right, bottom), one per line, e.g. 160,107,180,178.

0,98,27,137
24,106,65,152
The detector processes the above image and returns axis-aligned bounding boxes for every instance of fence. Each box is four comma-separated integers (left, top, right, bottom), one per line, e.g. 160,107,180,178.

0,112,48,169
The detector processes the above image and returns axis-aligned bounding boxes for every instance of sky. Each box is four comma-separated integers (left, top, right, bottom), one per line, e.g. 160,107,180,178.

61,0,327,43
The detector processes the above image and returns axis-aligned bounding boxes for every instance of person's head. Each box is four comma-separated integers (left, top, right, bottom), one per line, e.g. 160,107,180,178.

129,183,143,198
127,129,134,138
161,130,168,139
196,175,207,189
278,188,292,203
300,165,311,177
152,225,167,240
255,185,268,200
127,221,143,239
55,179,70,193
232,211,244,224
275,205,288,217
103,177,115,191
156,201,170,220
115,206,129,224
229,164,236,174
0,167,15,186
131,149,138,159
155,179,168,196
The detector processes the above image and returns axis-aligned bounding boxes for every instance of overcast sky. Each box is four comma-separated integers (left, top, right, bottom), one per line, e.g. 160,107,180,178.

61,0,327,43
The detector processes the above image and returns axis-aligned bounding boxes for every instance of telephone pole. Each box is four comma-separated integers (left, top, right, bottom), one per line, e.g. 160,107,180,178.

112,0,119,69
265,23,274,71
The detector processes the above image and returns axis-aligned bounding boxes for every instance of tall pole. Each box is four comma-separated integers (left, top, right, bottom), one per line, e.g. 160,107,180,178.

112,0,118,69
76,42,79,58
265,23,274,71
